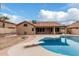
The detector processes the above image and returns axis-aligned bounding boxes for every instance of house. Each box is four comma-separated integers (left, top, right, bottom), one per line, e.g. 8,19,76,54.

0,20,16,34
16,21,67,35
0,20,16,29
2,19,79,35
67,21,79,34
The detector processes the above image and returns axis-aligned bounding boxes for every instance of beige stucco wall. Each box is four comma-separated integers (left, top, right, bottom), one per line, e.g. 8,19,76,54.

16,22,36,35
0,22,16,28
5,23,16,28
0,21,16,34
0,28,16,34
70,28,79,35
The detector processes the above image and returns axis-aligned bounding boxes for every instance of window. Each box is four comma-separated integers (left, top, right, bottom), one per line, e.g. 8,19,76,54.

36,28,39,32
55,28,59,32
42,28,45,32
24,24,27,27
51,28,53,32
32,28,34,31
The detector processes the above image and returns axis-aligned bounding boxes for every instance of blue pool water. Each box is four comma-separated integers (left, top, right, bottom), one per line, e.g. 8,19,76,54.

40,36,79,56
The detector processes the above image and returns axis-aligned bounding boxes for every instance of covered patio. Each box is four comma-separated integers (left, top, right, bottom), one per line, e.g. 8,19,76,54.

35,26,61,34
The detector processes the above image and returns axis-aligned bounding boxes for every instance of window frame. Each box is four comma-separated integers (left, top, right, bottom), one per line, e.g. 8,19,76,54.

24,24,27,27
32,28,34,31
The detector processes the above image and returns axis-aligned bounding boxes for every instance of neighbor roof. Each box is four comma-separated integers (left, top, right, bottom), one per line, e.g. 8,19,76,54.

0,20,16,25
67,21,79,28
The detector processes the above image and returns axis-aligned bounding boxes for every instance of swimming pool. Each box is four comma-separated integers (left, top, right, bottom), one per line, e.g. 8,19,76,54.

40,36,79,56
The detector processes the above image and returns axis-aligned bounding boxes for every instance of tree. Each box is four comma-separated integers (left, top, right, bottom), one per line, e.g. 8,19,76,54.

0,15,9,28
32,20,37,23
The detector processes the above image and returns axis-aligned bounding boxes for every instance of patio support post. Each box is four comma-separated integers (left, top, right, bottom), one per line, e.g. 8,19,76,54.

65,28,67,34
53,27,56,34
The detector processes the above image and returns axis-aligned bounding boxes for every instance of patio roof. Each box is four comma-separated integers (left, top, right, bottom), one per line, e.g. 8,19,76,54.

33,22,62,27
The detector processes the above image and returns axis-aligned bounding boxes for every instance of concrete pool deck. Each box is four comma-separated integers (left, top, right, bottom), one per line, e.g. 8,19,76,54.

6,35,64,56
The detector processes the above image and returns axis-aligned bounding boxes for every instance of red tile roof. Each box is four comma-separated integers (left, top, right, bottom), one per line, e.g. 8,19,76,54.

33,22,61,27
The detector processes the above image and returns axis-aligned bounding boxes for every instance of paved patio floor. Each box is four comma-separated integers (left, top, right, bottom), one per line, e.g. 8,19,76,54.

7,35,63,56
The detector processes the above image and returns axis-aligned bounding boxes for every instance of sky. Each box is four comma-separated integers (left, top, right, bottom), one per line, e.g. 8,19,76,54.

0,3,79,25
